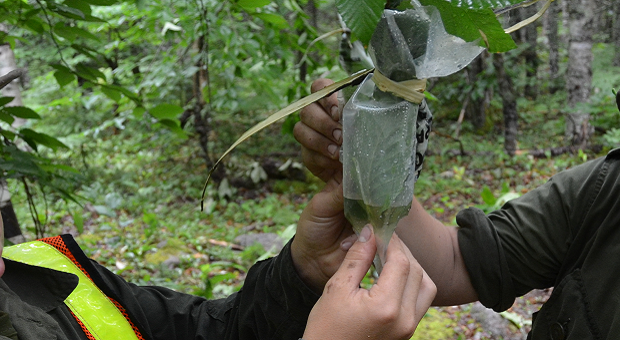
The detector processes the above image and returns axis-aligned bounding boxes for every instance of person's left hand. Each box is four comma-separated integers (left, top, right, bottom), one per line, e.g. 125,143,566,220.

291,174,354,294
302,227,436,340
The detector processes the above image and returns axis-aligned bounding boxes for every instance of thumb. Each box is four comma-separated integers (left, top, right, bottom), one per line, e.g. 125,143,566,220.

329,225,376,291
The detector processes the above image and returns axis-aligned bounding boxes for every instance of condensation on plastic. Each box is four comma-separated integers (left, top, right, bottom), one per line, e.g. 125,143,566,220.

369,6,485,80
342,5,482,271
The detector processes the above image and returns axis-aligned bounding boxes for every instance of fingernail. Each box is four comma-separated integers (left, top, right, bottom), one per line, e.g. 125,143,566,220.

358,225,372,243
330,106,339,120
332,129,342,143
328,144,338,156
340,234,358,250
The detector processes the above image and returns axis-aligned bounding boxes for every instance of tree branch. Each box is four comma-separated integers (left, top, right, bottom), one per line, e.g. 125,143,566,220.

0,69,23,91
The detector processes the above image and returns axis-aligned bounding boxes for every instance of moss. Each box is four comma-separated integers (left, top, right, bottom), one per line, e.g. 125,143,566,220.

144,238,188,265
410,308,455,340
76,233,104,245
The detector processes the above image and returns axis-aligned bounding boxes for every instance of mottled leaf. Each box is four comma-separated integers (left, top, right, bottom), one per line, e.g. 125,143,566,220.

420,0,516,52
336,0,384,45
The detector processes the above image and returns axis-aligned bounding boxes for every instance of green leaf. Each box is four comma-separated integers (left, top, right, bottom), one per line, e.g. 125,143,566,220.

20,129,69,151
50,4,86,20
53,23,78,42
132,106,146,118
0,97,14,107
47,163,80,174
105,84,138,101
68,26,100,41
336,0,384,45
157,119,187,139
24,18,45,33
149,104,184,120
82,0,119,5
238,0,270,10
0,112,14,125
54,69,76,87
93,205,116,217
71,44,102,61
0,129,16,141
481,186,496,206
101,86,122,102
51,64,72,73
431,0,522,9
75,63,106,82
73,211,84,234
64,0,92,16
252,13,289,29
2,106,41,119
419,0,516,52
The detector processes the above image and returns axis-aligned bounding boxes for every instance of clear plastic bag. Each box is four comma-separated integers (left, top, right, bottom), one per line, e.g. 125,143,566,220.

342,4,484,272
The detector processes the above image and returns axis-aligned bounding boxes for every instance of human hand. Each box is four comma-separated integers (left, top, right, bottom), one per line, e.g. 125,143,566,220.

291,176,353,294
302,227,437,340
294,78,343,183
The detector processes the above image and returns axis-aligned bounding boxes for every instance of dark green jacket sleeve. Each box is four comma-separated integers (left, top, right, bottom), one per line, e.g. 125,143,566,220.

88,240,320,340
457,154,610,312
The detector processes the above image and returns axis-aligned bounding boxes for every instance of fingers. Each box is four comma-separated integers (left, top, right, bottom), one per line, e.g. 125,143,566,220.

295,121,340,160
394,233,436,321
295,79,343,156
372,233,411,303
326,225,376,293
311,78,340,121
415,270,437,324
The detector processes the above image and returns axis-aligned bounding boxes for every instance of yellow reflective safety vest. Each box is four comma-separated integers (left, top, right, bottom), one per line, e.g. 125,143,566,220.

3,236,144,340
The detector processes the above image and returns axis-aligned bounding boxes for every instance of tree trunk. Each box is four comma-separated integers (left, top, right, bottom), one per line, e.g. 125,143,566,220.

465,54,490,131
546,0,560,93
614,0,620,67
565,0,595,148
494,54,518,156
0,24,26,244
523,3,540,99
193,36,212,167
296,0,317,83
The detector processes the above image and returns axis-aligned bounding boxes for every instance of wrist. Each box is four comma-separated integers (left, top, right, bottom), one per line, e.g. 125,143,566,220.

291,238,328,294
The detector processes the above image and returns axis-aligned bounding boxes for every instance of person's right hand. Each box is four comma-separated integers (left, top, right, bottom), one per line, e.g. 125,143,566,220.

294,78,342,183
302,226,437,340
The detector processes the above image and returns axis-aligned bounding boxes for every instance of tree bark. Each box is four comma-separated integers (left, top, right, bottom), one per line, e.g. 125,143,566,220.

523,3,540,99
0,24,26,244
546,0,560,93
613,0,620,67
465,54,490,131
193,36,212,167
493,54,518,156
565,0,595,148
296,0,318,83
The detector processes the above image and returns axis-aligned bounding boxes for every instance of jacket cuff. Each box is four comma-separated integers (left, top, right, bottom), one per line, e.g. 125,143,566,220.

267,238,321,320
